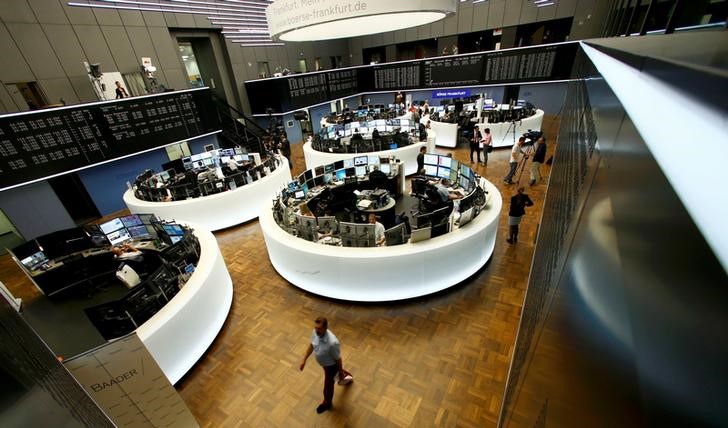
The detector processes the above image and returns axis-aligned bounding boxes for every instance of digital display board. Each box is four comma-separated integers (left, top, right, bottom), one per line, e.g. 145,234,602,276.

0,88,220,191
244,42,579,114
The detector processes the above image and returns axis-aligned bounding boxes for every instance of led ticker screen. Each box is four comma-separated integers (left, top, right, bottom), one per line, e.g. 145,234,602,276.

0,88,220,191
245,43,578,114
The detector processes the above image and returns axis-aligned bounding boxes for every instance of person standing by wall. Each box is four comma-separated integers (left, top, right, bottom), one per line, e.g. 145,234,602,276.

530,136,547,186
507,187,534,244
300,317,353,414
114,81,128,99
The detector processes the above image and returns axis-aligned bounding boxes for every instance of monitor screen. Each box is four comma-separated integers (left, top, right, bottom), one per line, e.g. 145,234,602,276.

200,151,212,159
304,170,313,181
314,165,324,176
389,143,397,150
20,251,48,270
424,164,438,176
335,169,346,181
313,176,324,187
220,156,232,164
449,168,458,184
459,175,470,190
302,182,309,195
162,224,185,236
368,156,380,166
424,154,438,165
170,236,183,244
437,166,450,179
298,174,306,185
355,166,366,177
354,156,368,166
158,171,170,182
120,215,143,228
182,157,192,169
334,160,344,170
100,218,124,234
128,225,151,239
345,167,355,177
220,148,235,156
203,158,214,167
294,190,305,199
107,228,131,246
460,164,469,177
438,156,451,168
380,163,391,175
323,173,332,184
324,163,335,173
138,214,157,225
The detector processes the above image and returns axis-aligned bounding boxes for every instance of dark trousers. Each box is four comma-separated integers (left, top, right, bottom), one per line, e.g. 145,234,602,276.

470,144,481,162
322,364,338,404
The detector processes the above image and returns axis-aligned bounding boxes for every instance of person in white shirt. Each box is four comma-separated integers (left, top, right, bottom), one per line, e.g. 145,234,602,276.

369,214,385,246
503,137,533,184
481,127,493,166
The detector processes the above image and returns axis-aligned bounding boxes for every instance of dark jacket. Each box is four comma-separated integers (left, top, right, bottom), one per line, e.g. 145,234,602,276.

509,193,534,217
532,142,547,163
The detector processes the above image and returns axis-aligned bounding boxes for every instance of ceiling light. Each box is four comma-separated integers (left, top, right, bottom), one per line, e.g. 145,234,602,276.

267,0,456,42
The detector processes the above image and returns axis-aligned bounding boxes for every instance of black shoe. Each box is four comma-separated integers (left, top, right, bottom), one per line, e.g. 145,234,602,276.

316,402,332,414
529,179,535,186
506,238,513,244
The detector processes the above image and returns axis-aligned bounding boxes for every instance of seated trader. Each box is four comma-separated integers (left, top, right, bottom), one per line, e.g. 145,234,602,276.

369,214,385,247
434,178,463,203
368,165,389,189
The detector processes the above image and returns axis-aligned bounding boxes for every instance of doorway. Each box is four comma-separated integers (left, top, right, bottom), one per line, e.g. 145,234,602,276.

298,59,308,73
6,82,48,110
176,37,227,101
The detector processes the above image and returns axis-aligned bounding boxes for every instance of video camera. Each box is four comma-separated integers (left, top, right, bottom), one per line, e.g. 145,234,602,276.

522,129,543,145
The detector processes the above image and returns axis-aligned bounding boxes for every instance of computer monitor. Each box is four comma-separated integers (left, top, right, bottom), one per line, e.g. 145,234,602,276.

384,223,406,246
120,215,143,228
368,156,380,166
424,154,438,165
170,236,183,244
314,165,324,176
302,182,309,194
354,156,368,166
380,163,391,175
294,190,305,199
313,176,324,187
423,164,437,177
324,163,335,173
345,167,356,177
409,227,432,243
323,173,333,184
458,208,474,227
204,144,216,152
459,175,470,191
304,170,313,181
20,251,48,271
335,169,346,181
460,164,469,177
339,222,357,238
138,213,158,225
106,228,132,246
128,225,151,239
449,168,458,184
162,224,185,236
438,156,451,168
334,160,344,170
343,158,354,168
437,166,450,179
162,159,185,175
317,216,338,234
100,218,125,234
355,166,366,177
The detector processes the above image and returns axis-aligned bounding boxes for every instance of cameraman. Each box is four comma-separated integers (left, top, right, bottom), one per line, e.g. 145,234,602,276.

530,136,547,186
503,137,533,184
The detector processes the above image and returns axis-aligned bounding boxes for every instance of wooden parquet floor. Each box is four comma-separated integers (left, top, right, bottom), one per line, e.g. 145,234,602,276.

0,116,559,428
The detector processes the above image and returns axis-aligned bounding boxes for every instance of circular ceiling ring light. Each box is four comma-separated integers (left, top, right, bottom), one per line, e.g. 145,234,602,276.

267,0,457,42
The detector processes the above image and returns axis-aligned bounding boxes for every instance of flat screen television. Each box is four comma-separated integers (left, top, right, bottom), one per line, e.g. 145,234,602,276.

162,224,185,236
353,156,368,166
120,215,143,228
424,154,438,165
99,218,124,234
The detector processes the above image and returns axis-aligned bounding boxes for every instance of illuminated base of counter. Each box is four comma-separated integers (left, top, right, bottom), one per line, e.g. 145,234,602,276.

261,180,502,302
136,223,232,384
302,140,434,176
124,157,292,231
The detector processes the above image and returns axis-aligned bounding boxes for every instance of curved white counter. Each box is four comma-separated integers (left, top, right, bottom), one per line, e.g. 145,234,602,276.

137,223,233,384
488,109,545,148
423,114,458,148
124,157,292,231
261,179,502,302
303,140,430,176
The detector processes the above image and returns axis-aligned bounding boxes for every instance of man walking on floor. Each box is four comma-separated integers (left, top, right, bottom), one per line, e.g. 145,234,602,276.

300,317,353,414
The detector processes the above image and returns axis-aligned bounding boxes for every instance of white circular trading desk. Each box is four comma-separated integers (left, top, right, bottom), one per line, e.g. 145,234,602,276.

124,157,292,231
303,140,433,176
137,223,233,384
261,179,502,302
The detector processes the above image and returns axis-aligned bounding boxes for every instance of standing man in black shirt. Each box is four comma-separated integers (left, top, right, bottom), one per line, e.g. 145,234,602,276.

416,146,427,175
278,133,292,169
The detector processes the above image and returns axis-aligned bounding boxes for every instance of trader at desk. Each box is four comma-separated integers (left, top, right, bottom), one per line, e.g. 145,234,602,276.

434,178,464,203
368,165,389,189
369,214,386,246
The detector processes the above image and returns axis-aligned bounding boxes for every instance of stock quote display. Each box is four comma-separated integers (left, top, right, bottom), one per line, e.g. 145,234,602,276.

0,88,220,191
